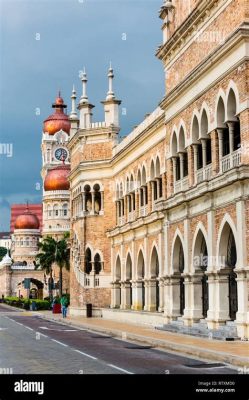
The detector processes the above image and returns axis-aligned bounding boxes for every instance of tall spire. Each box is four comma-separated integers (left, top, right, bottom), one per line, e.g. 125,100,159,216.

69,85,78,120
80,68,88,104
106,63,115,101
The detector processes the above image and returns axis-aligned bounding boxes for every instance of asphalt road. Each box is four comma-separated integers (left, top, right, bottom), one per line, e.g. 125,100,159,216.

0,305,238,375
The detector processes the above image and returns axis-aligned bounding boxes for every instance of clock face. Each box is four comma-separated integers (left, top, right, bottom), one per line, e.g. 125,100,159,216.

55,148,68,161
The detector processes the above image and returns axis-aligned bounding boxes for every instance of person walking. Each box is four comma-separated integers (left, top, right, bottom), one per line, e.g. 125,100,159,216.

60,295,68,318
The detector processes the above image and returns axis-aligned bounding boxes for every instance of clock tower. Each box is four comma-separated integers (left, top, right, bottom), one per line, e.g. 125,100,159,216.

41,93,71,240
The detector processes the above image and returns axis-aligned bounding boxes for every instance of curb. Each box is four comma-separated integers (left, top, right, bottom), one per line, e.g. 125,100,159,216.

40,314,249,369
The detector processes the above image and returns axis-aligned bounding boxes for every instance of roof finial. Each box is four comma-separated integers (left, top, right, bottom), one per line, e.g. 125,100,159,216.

80,68,89,104
58,90,61,98
106,63,115,101
70,85,78,120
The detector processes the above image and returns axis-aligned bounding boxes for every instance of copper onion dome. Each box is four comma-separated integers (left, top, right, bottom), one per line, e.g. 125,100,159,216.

44,164,70,191
14,207,40,230
43,93,71,135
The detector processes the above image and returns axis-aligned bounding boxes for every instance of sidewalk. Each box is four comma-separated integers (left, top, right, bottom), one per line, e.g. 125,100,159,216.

40,310,249,369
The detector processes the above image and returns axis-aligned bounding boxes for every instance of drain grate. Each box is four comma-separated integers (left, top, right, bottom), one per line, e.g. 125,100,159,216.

125,345,152,350
91,335,113,339
184,363,225,369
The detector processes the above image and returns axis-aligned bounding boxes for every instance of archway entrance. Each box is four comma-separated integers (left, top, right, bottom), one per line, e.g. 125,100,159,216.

227,230,238,320
179,244,185,316
150,247,160,311
219,222,238,321
200,238,208,318
137,250,145,310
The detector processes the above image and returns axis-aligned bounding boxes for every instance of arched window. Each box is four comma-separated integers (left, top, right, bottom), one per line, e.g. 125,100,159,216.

93,184,101,214
94,253,102,274
53,204,59,217
85,248,92,274
62,203,68,217
84,185,92,212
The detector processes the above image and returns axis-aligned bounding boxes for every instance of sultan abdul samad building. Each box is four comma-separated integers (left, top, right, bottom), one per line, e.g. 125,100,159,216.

1,0,249,340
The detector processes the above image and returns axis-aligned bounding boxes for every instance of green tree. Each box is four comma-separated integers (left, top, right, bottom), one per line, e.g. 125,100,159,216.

36,235,70,299
0,247,7,262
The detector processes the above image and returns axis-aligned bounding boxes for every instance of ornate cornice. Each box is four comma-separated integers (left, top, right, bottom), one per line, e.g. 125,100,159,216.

156,0,219,62
159,24,249,112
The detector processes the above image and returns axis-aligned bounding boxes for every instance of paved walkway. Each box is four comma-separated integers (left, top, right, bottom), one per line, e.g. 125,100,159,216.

38,310,249,368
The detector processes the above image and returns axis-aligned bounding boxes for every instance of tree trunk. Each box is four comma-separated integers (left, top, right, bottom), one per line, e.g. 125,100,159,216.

49,270,53,301
59,267,63,297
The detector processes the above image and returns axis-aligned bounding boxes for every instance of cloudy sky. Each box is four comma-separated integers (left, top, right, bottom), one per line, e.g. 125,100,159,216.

0,0,164,231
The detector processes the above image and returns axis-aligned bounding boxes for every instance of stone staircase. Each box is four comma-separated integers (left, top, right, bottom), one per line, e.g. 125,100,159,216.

157,318,239,340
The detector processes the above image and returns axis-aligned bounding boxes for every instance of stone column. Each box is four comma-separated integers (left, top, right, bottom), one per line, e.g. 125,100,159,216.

82,193,86,213
210,130,219,175
147,182,152,213
163,172,167,199
159,278,164,312
187,145,193,187
120,281,131,309
111,282,121,308
239,108,249,164
183,272,204,326
172,157,177,183
206,271,217,329
179,153,184,180
133,280,144,311
235,269,249,339
100,191,104,213
169,275,181,319
166,158,173,197
116,201,119,225
91,191,95,214
146,279,157,312
163,276,172,322
217,128,224,169
201,139,207,167
135,190,139,219
193,144,198,184
227,121,235,154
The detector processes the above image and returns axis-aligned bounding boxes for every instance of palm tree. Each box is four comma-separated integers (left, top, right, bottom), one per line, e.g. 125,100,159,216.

36,235,70,299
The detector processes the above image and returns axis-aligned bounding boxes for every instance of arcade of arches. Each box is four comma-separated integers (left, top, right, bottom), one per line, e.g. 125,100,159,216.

111,217,247,336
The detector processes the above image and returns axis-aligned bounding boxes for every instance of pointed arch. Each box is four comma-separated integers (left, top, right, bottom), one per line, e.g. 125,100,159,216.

125,252,132,281
150,245,159,278
217,216,237,269
155,156,161,177
171,229,185,274
150,158,155,180
226,81,240,119
192,225,208,270
115,254,121,281
215,90,226,128
178,125,186,152
226,87,238,121
200,108,209,138
141,164,147,185
85,247,92,274
137,168,142,188
170,130,178,157
137,248,145,279
191,113,200,144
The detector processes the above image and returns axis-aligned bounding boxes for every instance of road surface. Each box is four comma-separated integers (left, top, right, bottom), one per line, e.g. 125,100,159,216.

0,305,238,375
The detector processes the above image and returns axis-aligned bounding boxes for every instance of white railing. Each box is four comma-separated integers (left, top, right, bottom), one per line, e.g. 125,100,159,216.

174,177,189,193
43,225,70,232
221,149,241,173
118,216,125,226
90,122,107,129
139,205,148,217
128,211,135,222
196,164,212,184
